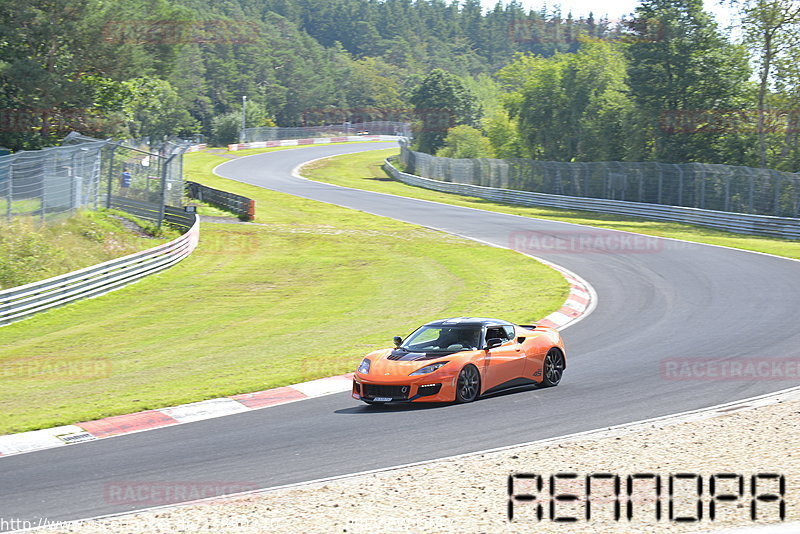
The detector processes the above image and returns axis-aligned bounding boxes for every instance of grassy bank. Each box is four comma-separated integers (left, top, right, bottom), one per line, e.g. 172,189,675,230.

0,145,567,434
0,210,177,289
301,149,800,260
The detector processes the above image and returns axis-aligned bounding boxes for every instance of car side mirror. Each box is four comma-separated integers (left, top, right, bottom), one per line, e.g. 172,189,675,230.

393,336,403,347
485,338,503,350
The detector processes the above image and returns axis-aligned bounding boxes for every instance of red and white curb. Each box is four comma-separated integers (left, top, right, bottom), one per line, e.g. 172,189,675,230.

0,374,353,457
0,263,594,459
227,135,400,151
528,255,596,331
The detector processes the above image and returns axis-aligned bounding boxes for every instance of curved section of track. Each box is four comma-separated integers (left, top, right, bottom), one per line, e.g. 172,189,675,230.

2,142,799,527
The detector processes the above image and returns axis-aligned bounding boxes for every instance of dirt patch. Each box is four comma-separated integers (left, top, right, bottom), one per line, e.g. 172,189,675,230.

108,215,154,238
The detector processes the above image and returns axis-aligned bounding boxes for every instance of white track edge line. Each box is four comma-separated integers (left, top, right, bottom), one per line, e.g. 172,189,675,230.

52,383,800,531
21,145,799,529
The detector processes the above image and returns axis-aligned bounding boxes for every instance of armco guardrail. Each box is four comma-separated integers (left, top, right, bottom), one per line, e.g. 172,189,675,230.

109,196,196,230
186,181,255,220
384,157,800,240
228,134,401,151
242,122,410,142
0,213,199,327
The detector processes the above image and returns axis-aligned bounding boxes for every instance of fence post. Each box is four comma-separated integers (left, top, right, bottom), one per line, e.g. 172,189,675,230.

106,144,118,209
724,174,731,212
774,171,781,216
70,151,78,212
156,153,175,229
4,155,12,221
699,166,705,209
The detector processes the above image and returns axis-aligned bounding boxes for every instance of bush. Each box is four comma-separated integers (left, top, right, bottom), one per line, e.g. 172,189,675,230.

436,125,494,159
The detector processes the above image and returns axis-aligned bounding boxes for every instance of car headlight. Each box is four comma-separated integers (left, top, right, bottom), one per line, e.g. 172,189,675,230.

357,358,371,374
409,361,449,376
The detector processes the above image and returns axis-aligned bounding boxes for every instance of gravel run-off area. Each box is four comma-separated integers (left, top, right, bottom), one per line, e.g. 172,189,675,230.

52,388,800,534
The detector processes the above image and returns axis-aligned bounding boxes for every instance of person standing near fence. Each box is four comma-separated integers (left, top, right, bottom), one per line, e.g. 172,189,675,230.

120,169,132,196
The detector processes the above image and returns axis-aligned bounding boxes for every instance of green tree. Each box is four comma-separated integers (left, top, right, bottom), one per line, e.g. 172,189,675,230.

501,39,633,161
409,69,480,154
626,0,752,163
211,99,272,145
732,0,800,167
436,125,494,158
122,78,198,139
484,109,526,158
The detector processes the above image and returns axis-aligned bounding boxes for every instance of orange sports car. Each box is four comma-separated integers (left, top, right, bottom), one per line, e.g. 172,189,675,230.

352,317,566,404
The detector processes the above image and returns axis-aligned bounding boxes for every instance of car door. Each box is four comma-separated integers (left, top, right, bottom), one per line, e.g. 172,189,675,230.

481,326,527,391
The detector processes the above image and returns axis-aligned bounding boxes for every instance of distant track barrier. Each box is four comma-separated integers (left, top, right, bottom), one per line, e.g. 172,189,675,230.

384,156,800,240
228,134,400,151
186,181,255,220
109,196,197,230
0,213,199,327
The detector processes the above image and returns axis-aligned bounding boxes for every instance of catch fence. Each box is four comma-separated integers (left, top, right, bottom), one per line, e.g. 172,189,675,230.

1,133,190,227
400,140,800,219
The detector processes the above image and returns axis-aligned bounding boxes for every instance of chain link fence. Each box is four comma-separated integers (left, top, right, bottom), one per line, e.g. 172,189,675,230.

399,140,800,218
1,133,190,226
0,135,107,222
243,121,410,143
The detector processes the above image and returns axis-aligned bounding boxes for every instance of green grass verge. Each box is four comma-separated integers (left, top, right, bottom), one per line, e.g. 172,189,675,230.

0,145,567,435
186,198,237,218
0,210,177,289
0,198,41,214
301,149,800,260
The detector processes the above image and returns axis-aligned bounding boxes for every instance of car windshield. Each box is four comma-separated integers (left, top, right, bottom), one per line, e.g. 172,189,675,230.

402,326,481,352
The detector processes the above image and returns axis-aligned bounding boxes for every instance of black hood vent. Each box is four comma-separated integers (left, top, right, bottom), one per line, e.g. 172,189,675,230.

387,349,455,361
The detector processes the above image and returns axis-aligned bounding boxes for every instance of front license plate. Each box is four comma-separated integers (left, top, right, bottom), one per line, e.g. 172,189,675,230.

372,397,393,402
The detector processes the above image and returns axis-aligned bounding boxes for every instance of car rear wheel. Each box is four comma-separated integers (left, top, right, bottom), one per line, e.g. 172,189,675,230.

540,348,565,387
455,365,481,403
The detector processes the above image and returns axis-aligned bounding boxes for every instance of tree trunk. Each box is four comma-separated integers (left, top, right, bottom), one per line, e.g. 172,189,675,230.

758,32,772,168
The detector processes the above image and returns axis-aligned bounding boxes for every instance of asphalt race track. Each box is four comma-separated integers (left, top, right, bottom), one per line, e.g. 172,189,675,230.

2,142,800,528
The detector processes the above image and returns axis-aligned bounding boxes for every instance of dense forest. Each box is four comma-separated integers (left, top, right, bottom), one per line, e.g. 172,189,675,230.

1,0,799,170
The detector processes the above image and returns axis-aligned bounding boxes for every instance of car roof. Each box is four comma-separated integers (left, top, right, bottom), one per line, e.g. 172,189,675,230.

423,317,514,328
